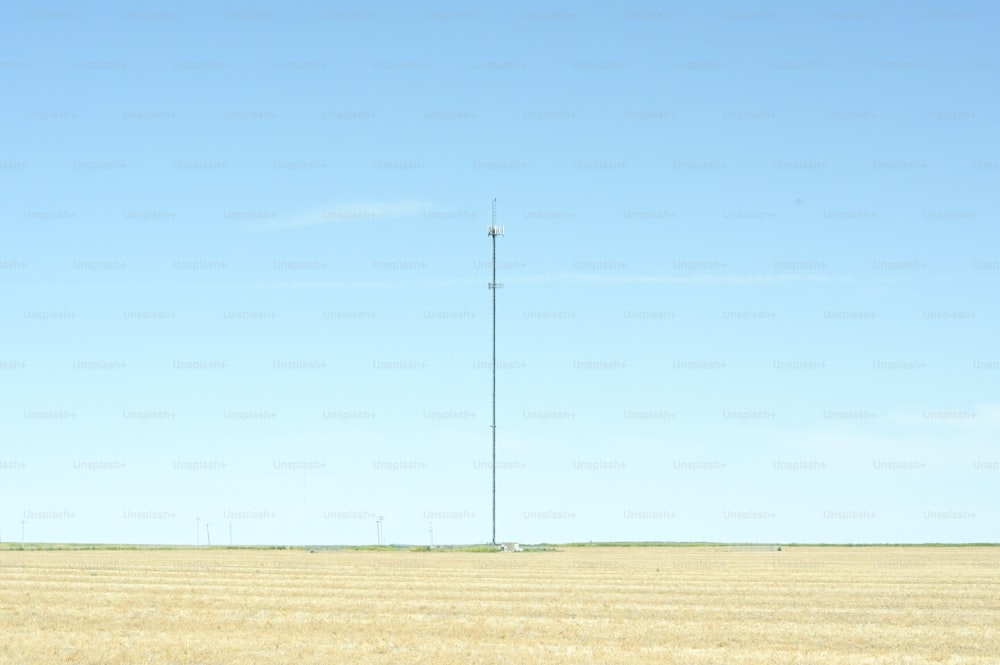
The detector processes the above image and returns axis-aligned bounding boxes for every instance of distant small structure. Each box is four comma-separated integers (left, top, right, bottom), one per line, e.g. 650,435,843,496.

499,541,522,552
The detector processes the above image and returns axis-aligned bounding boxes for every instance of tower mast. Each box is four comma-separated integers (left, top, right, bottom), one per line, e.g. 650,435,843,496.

487,198,504,545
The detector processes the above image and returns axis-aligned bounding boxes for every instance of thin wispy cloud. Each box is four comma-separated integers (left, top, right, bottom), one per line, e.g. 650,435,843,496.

207,277,482,290
512,273,847,286
251,200,429,230
205,272,844,291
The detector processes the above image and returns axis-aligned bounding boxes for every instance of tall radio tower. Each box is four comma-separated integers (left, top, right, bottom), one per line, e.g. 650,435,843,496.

487,198,504,546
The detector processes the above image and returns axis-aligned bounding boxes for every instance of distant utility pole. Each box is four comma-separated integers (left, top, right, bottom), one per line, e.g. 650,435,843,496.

487,198,504,546
376,516,384,546
428,522,434,548
205,524,211,547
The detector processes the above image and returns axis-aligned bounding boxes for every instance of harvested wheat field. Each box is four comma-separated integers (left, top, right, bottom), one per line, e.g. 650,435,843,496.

1,545,998,664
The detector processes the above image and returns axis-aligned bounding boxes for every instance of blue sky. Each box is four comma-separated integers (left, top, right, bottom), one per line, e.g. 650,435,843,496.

1,1,997,546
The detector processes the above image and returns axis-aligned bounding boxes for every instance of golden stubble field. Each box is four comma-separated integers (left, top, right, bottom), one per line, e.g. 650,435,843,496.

0,546,997,664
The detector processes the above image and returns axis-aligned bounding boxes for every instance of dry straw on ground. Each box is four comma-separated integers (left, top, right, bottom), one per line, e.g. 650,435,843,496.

1,545,997,664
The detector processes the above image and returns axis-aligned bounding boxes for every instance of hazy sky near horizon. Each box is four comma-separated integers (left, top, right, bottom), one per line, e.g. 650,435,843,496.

2,1,998,546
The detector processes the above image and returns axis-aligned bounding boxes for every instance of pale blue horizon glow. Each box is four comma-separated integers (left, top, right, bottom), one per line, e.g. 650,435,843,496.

1,1,998,546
